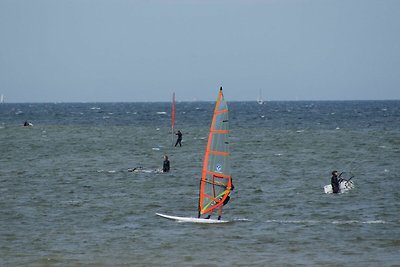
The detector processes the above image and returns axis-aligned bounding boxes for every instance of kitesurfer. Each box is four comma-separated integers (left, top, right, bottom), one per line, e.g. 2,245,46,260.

331,170,340,194
162,155,170,172
174,130,182,147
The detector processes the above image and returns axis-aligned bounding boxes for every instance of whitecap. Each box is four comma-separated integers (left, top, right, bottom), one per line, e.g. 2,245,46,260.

232,218,251,222
265,219,320,224
363,220,387,224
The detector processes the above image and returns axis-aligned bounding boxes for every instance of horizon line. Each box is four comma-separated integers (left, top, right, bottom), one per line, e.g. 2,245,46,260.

1,99,399,104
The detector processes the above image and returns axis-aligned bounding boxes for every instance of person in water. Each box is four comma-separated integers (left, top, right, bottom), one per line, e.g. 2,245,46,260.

205,180,234,220
331,170,340,194
174,130,182,147
24,121,33,127
162,155,170,172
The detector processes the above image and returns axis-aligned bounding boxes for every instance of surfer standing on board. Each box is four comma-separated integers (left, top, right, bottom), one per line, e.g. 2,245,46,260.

331,170,340,194
174,130,182,147
162,155,170,172
205,180,234,220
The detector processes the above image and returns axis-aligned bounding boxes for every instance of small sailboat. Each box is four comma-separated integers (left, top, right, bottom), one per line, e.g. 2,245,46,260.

157,87,233,223
257,89,264,105
0,94,4,103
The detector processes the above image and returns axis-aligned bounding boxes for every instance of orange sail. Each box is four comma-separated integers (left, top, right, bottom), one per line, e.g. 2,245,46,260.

172,92,175,146
198,87,232,217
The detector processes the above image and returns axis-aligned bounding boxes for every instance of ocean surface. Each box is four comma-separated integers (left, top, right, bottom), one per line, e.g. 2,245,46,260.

1,100,399,267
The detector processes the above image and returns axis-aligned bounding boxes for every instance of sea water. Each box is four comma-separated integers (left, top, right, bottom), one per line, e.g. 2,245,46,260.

1,101,399,266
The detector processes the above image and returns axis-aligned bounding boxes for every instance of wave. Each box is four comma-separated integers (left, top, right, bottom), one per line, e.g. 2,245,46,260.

265,219,391,225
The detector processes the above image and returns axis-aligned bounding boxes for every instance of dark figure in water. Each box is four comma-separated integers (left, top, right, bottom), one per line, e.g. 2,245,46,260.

162,155,170,172
24,121,29,126
331,170,340,194
175,130,182,147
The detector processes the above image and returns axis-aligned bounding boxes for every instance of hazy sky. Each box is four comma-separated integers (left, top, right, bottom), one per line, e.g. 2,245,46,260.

1,0,399,102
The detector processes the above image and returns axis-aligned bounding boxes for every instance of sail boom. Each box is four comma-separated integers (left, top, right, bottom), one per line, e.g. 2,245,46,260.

201,171,231,179
201,174,232,184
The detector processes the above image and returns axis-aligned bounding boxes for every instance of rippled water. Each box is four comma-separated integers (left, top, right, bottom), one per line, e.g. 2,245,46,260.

1,101,399,266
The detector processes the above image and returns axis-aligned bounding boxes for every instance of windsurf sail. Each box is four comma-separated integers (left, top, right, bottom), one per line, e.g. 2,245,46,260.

198,87,233,217
172,92,175,146
257,89,264,104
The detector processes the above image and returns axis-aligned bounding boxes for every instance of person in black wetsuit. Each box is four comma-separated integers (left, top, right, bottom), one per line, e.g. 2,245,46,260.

331,170,340,193
174,130,182,147
162,155,170,172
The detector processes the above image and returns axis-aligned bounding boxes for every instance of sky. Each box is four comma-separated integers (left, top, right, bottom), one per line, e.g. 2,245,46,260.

0,0,399,102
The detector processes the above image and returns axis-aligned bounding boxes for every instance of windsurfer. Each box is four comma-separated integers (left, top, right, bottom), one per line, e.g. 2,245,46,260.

162,155,170,172
205,181,234,220
331,170,340,193
174,130,182,147
23,121,32,127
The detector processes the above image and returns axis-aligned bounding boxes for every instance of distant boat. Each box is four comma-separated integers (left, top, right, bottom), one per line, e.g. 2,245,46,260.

157,87,233,223
257,89,264,105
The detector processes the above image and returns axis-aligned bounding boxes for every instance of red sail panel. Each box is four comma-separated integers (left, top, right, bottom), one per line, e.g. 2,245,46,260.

172,92,175,130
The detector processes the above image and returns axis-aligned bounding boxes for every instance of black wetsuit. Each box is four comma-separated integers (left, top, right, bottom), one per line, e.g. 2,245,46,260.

331,175,340,193
223,182,234,205
163,159,170,172
175,132,182,147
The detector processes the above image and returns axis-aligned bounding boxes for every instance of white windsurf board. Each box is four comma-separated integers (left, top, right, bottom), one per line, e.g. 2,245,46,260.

156,213,229,223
